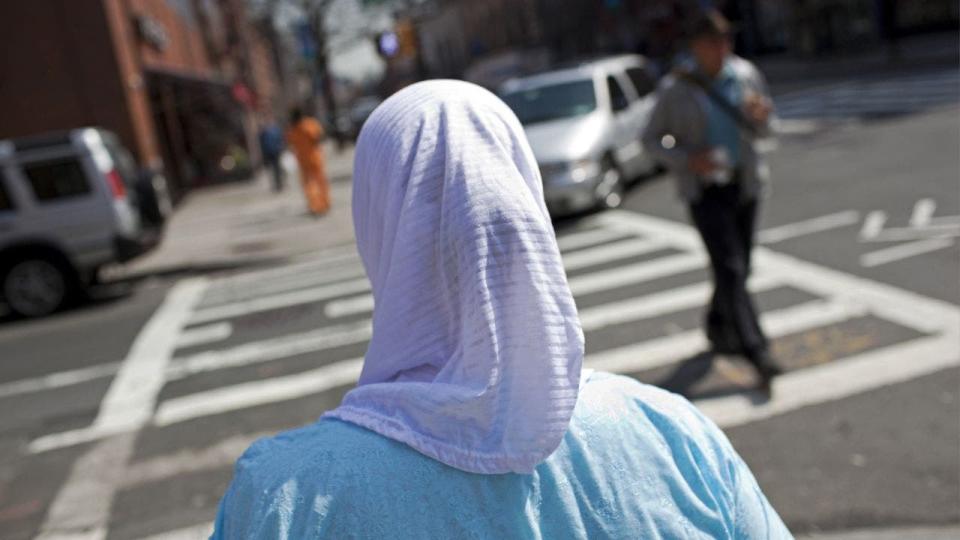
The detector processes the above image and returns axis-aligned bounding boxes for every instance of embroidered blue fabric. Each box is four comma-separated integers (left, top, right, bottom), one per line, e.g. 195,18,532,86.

211,372,791,539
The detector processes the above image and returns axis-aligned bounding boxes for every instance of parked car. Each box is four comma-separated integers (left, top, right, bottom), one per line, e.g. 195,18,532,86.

499,55,660,216
0,128,166,317
348,96,383,139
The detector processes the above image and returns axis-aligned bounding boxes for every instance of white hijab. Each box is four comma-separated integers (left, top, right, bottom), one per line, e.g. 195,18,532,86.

325,80,584,474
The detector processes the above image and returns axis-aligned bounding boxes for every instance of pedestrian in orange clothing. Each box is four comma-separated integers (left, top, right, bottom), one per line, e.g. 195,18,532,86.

286,108,330,215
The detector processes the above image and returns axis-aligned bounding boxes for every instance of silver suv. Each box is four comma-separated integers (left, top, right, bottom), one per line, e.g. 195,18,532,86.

500,55,660,216
0,128,167,317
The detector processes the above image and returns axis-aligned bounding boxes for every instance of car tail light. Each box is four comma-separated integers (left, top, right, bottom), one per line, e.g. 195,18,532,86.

106,169,126,199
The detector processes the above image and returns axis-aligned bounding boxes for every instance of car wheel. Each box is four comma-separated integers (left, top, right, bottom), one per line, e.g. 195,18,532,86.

596,158,625,210
2,256,74,317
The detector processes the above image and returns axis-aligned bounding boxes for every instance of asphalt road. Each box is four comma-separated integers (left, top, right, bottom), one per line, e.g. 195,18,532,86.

1,68,957,540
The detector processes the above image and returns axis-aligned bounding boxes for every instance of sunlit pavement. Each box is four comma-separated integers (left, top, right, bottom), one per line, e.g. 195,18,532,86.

1,71,957,539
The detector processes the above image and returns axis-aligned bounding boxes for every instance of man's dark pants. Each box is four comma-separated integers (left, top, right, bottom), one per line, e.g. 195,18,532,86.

688,181,769,364
267,158,284,192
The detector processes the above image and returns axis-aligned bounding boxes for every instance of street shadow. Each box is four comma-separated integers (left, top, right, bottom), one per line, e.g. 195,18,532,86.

0,258,286,328
656,351,716,396
0,285,133,327
110,258,287,287
653,351,772,405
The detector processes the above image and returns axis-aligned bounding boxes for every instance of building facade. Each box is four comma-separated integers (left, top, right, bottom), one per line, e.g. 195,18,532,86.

0,0,281,198
404,0,957,84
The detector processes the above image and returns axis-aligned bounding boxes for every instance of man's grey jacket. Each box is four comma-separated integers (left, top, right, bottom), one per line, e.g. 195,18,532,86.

641,55,775,203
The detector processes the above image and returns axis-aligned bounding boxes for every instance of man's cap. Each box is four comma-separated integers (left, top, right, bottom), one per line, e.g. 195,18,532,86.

687,9,736,40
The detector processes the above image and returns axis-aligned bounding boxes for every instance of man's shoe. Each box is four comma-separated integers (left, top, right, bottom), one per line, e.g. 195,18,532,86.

749,351,782,393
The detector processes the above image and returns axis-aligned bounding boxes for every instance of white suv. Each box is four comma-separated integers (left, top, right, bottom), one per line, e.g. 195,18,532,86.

500,55,660,216
0,128,167,317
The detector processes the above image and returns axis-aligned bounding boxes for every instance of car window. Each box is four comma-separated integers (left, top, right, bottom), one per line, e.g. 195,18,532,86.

626,67,657,98
501,80,597,125
101,133,139,188
0,170,13,211
23,157,91,202
607,76,629,112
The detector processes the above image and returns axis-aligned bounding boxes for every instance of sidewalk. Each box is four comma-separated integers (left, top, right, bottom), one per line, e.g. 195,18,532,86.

116,143,357,281
797,525,960,540
758,31,958,94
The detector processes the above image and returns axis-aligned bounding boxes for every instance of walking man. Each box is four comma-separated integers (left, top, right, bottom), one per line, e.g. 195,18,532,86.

642,9,781,391
286,108,331,215
258,116,285,192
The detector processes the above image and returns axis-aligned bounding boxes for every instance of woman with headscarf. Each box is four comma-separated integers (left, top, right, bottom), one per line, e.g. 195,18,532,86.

286,108,330,215
211,81,791,539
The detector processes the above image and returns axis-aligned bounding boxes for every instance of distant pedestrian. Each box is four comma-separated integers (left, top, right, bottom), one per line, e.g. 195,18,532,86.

210,80,790,539
258,117,285,192
286,108,330,215
642,9,782,392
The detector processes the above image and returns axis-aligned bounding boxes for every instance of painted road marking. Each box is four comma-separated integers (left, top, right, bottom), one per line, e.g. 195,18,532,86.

701,325,959,428
0,362,119,400
29,280,207,455
174,322,232,350
164,320,372,381
324,294,375,319
555,226,627,252
94,278,208,432
188,276,371,325
758,210,861,244
860,238,956,268
578,274,781,332
35,278,207,539
862,223,960,242
154,358,365,427
585,299,865,375
910,198,937,228
206,250,359,289
121,431,271,489
137,522,212,540
569,250,706,296
860,211,887,240
562,237,665,271
25,207,960,540
200,264,366,308
324,237,673,319
152,298,860,429
35,433,136,540
602,210,958,331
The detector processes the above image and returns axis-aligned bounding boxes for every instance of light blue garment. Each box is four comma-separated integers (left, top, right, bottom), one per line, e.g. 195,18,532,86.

211,372,791,539
705,61,744,167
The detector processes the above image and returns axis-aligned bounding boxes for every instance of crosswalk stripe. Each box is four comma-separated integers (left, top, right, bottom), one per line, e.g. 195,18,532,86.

568,252,706,296
325,294,375,318
200,264,366,307
188,277,371,325
121,432,271,489
324,237,675,319
860,238,955,268
700,329,960,429
757,210,861,244
774,69,958,119
136,522,213,540
0,362,120,399
556,227,628,252
165,319,373,381
154,358,365,427
208,250,358,287
578,274,781,332
585,299,866,374
562,237,665,271
174,322,232,349
154,299,864,428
